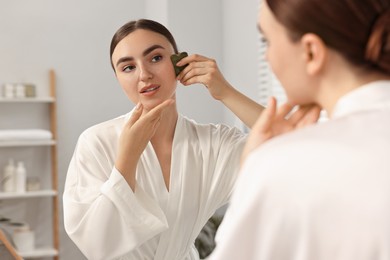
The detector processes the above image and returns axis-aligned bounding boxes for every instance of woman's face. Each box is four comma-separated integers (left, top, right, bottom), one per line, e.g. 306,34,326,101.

258,2,314,105
112,29,177,110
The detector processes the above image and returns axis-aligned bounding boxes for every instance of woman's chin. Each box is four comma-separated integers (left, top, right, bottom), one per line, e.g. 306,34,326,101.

141,98,174,111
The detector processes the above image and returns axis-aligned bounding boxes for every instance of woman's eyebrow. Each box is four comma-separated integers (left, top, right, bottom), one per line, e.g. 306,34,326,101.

143,44,165,56
116,56,134,67
115,44,165,68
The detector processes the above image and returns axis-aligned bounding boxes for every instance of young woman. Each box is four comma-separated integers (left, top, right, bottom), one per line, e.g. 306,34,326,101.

210,0,390,259
63,19,318,260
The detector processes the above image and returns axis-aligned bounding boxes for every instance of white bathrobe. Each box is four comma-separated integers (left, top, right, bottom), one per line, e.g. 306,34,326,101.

210,81,390,260
63,113,246,260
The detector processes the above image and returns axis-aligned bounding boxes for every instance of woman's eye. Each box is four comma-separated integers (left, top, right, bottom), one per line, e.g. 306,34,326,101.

151,55,163,63
123,65,136,72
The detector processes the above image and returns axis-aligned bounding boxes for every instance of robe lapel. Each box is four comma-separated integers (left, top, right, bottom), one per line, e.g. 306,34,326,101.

137,145,169,210
154,115,184,259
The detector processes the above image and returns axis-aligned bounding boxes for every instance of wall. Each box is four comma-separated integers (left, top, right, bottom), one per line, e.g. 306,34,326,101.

0,0,261,259
222,0,262,130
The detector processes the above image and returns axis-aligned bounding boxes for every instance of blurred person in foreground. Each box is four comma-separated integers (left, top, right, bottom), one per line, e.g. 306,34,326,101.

210,0,390,259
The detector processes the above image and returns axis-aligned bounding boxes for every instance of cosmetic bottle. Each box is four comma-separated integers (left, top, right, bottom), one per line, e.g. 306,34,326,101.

15,161,26,193
15,84,25,98
3,83,14,98
2,159,16,192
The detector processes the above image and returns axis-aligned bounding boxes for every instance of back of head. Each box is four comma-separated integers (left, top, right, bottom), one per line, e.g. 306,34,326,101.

265,0,390,74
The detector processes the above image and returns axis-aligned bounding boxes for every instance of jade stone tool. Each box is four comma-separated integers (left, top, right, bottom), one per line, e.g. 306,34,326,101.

171,52,189,76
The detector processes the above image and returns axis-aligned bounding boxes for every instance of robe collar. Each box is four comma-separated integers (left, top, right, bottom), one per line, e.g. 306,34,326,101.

332,80,390,119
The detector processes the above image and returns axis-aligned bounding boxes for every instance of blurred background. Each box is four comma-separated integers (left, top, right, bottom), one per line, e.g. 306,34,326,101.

0,0,283,259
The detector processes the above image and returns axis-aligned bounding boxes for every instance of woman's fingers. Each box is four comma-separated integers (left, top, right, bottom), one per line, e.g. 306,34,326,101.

179,66,208,84
177,56,217,82
241,97,277,166
287,106,310,126
127,103,143,127
181,73,209,87
288,104,321,128
253,97,277,133
126,99,175,133
296,105,321,128
144,99,175,122
176,54,209,67
276,102,294,119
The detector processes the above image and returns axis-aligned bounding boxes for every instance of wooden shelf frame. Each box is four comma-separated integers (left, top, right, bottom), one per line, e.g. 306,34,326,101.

49,69,60,260
0,229,23,260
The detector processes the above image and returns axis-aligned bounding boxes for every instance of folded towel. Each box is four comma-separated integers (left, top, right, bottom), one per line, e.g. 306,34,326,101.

0,129,52,141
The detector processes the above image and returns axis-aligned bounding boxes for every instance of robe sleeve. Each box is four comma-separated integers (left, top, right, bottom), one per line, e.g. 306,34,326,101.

63,130,168,260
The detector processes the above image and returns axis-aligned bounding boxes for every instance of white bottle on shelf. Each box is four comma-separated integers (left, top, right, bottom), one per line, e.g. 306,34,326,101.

15,161,26,193
3,83,15,98
2,159,16,192
15,84,26,98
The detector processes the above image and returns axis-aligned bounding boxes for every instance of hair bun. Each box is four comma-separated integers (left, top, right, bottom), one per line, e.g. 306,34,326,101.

365,8,390,73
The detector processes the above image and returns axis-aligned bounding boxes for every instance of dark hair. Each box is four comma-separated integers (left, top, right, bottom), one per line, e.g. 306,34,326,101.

110,19,179,70
265,0,390,74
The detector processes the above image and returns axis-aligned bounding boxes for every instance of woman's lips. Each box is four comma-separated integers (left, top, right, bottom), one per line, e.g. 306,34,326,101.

140,85,160,94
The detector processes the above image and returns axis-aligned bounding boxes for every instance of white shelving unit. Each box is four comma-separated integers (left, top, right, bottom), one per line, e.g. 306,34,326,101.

0,70,60,259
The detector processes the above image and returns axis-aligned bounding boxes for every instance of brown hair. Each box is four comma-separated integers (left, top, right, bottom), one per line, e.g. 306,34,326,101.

265,0,390,74
110,19,179,70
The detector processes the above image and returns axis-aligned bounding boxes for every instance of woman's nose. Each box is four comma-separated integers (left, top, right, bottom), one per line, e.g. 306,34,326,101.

139,65,153,81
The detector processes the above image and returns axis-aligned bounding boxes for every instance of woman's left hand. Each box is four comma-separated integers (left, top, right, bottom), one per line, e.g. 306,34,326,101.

176,54,233,100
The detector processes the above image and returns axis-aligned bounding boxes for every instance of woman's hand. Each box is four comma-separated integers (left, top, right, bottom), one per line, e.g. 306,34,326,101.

115,99,174,190
241,97,321,166
176,54,265,128
176,54,233,100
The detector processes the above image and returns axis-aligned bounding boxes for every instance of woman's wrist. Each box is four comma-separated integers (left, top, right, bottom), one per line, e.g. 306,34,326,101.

219,83,238,103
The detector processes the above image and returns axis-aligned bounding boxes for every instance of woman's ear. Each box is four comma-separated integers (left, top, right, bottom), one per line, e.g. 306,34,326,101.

301,33,327,75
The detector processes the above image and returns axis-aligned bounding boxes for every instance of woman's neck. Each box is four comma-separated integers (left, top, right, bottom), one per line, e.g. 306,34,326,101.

150,103,178,145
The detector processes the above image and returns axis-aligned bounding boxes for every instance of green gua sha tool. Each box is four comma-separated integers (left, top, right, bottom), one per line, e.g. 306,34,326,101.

171,52,189,76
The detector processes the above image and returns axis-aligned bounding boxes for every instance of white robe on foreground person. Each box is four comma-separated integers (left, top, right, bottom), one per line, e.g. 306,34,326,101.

63,111,246,260
209,81,390,260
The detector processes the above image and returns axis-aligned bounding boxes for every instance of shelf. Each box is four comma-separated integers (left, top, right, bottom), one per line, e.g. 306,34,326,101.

0,190,57,199
17,247,58,258
0,97,55,103
0,140,56,147
1,70,60,259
